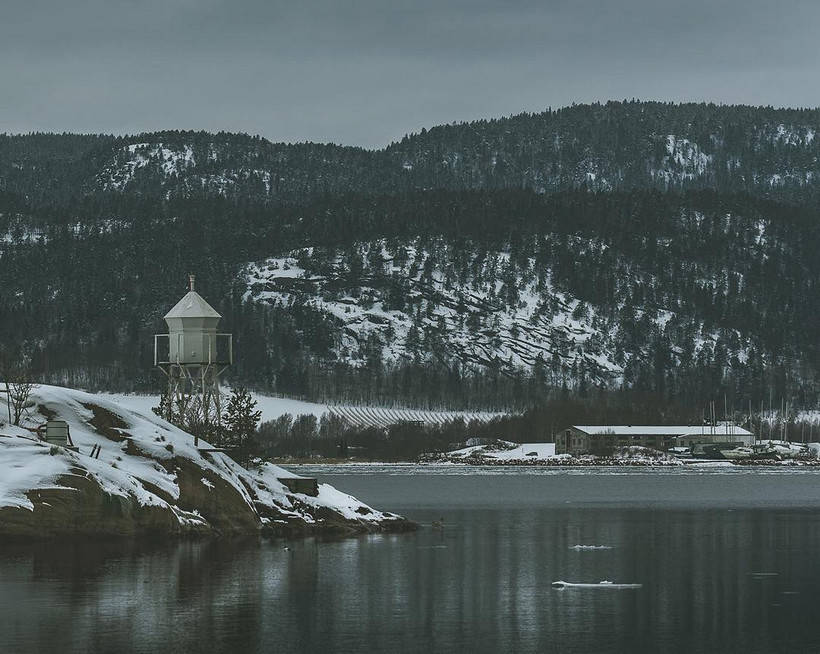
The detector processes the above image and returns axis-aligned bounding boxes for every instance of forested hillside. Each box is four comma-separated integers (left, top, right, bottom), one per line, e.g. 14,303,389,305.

3,101,820,208
1,101,819,410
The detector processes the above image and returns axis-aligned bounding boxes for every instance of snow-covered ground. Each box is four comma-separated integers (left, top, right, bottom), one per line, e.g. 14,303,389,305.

95,392,330,423
90,393,160,419
253,395,331,421
0,385,405,535
447,442,557,461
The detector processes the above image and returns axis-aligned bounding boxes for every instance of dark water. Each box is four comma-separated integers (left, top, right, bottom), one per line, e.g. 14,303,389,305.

3,467,820,653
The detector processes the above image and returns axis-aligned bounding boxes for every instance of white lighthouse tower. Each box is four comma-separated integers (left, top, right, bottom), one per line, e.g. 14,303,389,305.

154,275,232,444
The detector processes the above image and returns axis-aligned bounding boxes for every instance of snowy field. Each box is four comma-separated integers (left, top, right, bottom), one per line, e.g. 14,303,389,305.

94,392,329,423
93,392,504,428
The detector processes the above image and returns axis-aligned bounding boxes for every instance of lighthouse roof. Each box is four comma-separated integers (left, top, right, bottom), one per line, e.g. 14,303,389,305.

164,290,221,320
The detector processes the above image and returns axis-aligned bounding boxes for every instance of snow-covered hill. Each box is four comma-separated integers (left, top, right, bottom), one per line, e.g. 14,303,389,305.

243,237,745,387
0,385,411,538
96,141,274,196
244,244,617,383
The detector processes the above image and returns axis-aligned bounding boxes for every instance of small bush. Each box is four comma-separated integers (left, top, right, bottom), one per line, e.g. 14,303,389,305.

589,436,615,458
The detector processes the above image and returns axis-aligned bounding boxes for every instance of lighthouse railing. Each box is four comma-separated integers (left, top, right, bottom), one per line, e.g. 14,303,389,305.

154,332,232,365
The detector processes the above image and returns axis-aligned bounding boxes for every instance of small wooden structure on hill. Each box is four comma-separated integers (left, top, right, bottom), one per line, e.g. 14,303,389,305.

42,420,79,452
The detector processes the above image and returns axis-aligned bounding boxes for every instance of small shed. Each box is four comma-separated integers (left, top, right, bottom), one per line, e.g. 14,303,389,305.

44,420,76,449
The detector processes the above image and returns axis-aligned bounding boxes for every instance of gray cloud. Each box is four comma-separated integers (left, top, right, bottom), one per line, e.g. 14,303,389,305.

1,0,819,147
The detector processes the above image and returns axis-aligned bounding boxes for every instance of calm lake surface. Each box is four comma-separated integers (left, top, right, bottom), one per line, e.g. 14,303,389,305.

3,466,820,653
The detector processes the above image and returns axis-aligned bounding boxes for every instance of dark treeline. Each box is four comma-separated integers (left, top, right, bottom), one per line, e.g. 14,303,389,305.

0,188,818,410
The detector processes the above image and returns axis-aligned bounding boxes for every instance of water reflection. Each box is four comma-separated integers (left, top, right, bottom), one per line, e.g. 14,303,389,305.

3,480,820,653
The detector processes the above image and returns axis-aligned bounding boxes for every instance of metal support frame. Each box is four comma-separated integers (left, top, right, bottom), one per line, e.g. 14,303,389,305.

156,361,229,447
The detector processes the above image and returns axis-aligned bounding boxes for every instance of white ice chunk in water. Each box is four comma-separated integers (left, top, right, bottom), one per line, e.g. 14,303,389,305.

570,545,613,551
552,580,642,589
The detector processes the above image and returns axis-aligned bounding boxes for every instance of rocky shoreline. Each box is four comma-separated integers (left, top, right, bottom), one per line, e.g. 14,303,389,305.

0,386,415,540
418,443,683,466
0,456,417,541
418,457,820,467
422,456,682,466
417,453,820,468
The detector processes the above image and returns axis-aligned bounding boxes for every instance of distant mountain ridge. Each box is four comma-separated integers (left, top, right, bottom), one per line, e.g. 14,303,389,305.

2,101,820,210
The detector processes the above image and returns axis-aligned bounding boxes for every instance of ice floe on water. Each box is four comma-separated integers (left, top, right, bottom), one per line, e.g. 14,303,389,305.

552,580,642,589
569,545,613,551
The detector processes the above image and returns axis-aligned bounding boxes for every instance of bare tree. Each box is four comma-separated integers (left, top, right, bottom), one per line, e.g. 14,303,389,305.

1,353,36,426
152,392,222,447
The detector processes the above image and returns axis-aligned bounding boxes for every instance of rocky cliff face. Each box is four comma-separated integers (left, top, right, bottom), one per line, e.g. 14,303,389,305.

0,385,413,539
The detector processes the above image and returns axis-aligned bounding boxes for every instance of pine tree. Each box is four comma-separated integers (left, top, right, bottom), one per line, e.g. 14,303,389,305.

222,387,262,464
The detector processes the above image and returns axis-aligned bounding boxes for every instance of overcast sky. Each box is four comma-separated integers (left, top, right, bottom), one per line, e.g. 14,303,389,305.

2,0,819,148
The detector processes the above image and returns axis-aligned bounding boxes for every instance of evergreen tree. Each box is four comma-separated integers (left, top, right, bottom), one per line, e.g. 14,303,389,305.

222,387,262,463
